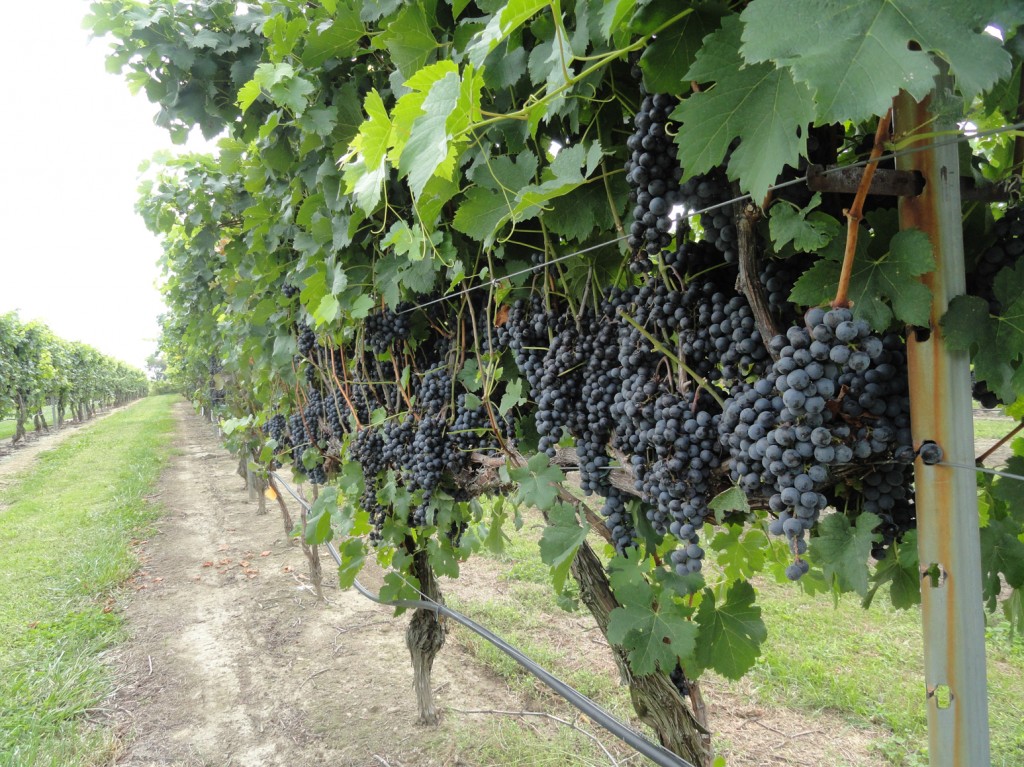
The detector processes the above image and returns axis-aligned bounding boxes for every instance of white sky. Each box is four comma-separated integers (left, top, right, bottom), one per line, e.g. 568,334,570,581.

0,2,214,371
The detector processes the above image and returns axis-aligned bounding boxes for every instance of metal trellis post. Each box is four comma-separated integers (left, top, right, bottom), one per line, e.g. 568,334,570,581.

895,73,991,766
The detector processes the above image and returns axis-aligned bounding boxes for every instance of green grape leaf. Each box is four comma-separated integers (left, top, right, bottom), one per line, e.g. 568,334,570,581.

740,0,1011,123
709,525,767,583
400,72,462,197
302,4,364,67
980,517,1024,596
864,532,921,610
427,538,461,578
377,1,437,78
607,601,698,676
467,0,548,68
790,226,934,329
639,5,725,94
336,538,367,589
539,502,589,592
708,485,750,523
768,193,841,253
599,0,637,41
672,16,815,203
944,262,1024,403
452,187,514,244
544,183,602,243
312,294,341,325
992,455,1024,524
692,581,766,680
608,553,657,606
305,487,339,545
510,452,564,510
498,378,525,415
811,511,881,596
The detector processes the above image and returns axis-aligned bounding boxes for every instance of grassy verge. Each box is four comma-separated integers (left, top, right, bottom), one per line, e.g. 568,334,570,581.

0,395,177,767
448,511,1024,767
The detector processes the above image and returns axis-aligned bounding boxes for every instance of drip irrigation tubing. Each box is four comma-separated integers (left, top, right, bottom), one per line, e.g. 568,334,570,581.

396,120,1024,317
269,471,699,767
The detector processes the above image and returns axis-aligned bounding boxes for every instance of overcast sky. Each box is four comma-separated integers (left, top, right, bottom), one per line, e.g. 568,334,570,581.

0,2,212,371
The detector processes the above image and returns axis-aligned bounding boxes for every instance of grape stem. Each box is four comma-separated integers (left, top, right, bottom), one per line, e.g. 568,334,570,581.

833,108,893,309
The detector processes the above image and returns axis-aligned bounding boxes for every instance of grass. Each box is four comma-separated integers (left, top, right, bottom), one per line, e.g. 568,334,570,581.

0,395,177,767
973,417,1018,442
749,578,1024,766
448,510,1024,767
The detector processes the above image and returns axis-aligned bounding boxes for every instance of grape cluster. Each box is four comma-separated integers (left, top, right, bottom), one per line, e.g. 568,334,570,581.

297,321,316,358
625,93,683,268
365,304,411,355
677,169,737,263
720,307,912,572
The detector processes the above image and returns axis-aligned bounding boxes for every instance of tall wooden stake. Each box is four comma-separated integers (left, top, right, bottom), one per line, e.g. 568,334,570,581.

895,74,991,766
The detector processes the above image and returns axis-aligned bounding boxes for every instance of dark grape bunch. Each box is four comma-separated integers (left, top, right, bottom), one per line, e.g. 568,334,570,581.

677,168,738,263
365,304,411,355
625,92,683,270
720,306,912,576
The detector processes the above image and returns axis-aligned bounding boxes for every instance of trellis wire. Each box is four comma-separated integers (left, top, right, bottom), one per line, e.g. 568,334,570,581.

396,120,1024,317
936,460,1024,484
269,470,698,767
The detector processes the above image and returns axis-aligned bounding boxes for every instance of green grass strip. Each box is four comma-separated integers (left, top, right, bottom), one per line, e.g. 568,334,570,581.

0,395,177,767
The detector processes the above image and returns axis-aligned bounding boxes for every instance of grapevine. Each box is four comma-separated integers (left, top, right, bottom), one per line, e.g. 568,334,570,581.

88,1,1024,763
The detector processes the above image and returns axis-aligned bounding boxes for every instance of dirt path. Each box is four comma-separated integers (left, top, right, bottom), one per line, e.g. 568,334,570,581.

109,402,515,767
110,402,885,767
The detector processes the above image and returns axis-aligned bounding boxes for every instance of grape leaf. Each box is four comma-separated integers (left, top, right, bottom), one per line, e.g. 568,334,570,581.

498,378,524,416
692,581,766,680
301,3,364,67
607,602,698,676
377,1,437,78
943,262,1024,403
811,511,881,596
980,518,1024,608
790,226,934,330
864,533,920,610
467,0,548,68
672,16,814,203
709,524,767,582
708,485,750,523
452,187,513,243
539,502,589,592
639,5,725,94
740,0,1011,123
768,193,841,253
305,487,339,545
509,452,564,510
336,538,367,589
399,71,469,197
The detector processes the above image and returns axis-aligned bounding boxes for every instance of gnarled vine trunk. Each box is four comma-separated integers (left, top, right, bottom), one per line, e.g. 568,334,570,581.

406,546,445,726
571,539,711,767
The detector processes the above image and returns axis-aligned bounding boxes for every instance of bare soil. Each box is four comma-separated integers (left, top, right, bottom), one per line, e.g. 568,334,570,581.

106,402,887,767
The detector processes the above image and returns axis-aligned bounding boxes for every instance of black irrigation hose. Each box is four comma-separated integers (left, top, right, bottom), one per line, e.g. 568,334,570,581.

270,471,698,767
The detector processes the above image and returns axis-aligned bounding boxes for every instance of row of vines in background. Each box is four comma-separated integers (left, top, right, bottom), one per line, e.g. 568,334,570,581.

0,311,148,443
87,0,1024,763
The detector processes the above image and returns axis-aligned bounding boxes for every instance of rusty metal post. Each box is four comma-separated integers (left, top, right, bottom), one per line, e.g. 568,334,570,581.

895,75,991,766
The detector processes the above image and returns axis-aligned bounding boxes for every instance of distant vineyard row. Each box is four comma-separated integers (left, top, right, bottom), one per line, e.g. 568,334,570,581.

0,311,147,441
